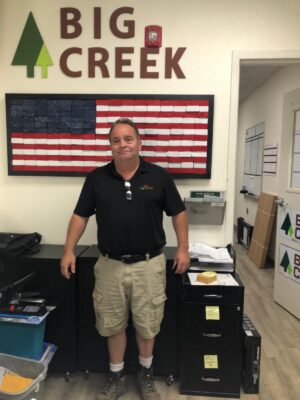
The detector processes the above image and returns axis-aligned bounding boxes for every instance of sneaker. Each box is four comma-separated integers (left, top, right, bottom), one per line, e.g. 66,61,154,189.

95,370,126,400
136,365,161,400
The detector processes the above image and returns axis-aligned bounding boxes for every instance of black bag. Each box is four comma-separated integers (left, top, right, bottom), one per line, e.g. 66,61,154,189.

0,232,42,258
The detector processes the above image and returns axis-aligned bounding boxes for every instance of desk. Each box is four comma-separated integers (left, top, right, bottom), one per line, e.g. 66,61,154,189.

1,244,245,395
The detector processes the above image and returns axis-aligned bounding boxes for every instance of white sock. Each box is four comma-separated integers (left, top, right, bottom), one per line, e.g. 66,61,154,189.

110,362,124,373
139,355,153,369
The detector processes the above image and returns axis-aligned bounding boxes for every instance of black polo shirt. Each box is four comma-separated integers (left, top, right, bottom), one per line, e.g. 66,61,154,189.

74,157,185,255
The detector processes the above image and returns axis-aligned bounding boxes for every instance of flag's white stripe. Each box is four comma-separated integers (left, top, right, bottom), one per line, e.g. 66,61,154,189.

96,105,209,113
96,116,208,124
95,128,207,135
181,162,193,167
96,128,110,134
156,162,169,168
147,106,161,112
18,137,207,147
12,149,24,155
184,129,208,135
14,149,206,158
191,152,207,157
13,149,112,157
194,162,207,168
193,141,207,146
11,138,23,144
12,160,24,165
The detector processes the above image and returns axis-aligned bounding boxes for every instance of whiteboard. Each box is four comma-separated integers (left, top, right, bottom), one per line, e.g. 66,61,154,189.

243,122,264,196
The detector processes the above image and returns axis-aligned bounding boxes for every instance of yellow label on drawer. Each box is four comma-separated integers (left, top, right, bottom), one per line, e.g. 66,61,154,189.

204,354,218,369
205,306,220,320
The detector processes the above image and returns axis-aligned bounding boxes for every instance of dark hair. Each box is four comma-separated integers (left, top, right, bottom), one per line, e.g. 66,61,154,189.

109,118,140,138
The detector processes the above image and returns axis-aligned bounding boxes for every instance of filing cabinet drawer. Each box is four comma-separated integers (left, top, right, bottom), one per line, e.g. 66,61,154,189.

180,344,241,397
181,274,244,305
180,302,242,345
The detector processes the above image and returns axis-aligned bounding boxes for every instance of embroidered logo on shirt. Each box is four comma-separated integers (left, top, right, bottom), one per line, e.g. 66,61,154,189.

139,184,154,190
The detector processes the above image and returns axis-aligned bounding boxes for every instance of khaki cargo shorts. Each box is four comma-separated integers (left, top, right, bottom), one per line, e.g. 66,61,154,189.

92,253,167,339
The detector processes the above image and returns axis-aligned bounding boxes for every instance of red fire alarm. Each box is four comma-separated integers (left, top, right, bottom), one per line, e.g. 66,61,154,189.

145,25,162,48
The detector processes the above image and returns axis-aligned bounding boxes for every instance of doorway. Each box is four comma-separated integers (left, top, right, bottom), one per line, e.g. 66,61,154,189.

229,51,300,315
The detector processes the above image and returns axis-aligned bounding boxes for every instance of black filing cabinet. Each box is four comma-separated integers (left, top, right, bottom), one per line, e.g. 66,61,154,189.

0,244,87,374
76,246,180,379
179,273,244,398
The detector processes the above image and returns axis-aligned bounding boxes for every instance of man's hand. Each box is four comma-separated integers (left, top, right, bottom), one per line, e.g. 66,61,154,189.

171,210,190,274
60,251,76,279
172,248,190,274
60,213,89,279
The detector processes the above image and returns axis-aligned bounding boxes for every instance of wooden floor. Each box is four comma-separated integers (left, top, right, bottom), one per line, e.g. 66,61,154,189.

44,243,300,400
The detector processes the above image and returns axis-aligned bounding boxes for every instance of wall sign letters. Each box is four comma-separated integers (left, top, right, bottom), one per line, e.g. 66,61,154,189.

12,8,187,79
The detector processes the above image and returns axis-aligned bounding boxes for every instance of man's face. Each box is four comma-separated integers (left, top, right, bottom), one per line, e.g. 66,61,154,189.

109,123,141,162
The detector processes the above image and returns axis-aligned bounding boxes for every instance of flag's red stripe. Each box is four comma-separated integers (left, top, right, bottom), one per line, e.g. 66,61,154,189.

96,99,209,106
142,145,207,152
167,168,206,174
12,155,113,161
12,165,98,173
96,123,208,130
12,165,207,174
12,166,205,175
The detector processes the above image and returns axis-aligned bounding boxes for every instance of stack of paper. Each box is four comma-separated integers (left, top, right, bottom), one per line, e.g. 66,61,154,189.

189,243,233,264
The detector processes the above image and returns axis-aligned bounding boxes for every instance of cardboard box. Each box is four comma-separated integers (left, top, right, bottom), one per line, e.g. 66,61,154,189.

248,192,277,268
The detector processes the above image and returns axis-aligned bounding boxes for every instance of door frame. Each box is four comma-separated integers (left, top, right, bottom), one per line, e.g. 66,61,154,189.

227,50,300,243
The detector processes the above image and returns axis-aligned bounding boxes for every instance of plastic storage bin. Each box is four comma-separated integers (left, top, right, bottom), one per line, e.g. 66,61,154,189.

0,353,47,400
0,319,46,360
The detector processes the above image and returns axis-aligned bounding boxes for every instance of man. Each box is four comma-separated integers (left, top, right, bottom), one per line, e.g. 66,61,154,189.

60,118,190,400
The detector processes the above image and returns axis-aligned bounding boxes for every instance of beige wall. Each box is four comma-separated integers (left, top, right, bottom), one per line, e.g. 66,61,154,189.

2,0,300,247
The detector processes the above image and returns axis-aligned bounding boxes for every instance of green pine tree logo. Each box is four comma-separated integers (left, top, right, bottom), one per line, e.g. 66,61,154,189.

280,251,292,274
12,12,53,78
281,213,293,238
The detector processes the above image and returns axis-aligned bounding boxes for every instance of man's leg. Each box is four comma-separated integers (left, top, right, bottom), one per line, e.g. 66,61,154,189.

132,255,166,400
136,333,161,400
95,330,127,400
108,330,127,363
136,333,155,358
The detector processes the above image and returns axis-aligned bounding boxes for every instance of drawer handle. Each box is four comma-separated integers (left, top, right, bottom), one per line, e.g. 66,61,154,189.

203,294,223,299
201,376,221,382
202,332,222,338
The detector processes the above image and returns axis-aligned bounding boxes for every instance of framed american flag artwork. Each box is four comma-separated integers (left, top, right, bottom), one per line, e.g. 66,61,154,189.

6,94,214,179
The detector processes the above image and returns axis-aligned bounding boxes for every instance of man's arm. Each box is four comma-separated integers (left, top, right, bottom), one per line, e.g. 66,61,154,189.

60,213,89,279
171,210,190,274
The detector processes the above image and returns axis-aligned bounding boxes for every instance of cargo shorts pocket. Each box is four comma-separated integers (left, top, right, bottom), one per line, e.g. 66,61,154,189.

151,292,167,329
93,291,116,331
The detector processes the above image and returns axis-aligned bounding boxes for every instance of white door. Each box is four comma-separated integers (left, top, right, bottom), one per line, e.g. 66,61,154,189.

274,88,300,319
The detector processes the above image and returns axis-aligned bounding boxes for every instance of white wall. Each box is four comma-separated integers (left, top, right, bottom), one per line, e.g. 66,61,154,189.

2,0,300,247
235,64,300,257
